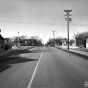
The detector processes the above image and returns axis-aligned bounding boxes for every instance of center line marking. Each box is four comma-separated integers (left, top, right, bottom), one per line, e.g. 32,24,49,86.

27,47,45,88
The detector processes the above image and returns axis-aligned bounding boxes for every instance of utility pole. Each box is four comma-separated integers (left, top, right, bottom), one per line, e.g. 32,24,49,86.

53,31,55,39
18,31,20,43
17,31,20,48
18,31,20,36
52,31,55,46
64,9,72,50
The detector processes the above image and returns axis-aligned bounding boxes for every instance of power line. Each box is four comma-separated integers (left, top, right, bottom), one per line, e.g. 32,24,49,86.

72,1,88,19
0,20,66,25
0,14,63,17
58,25,66,34
60,0,80,25
71,24,88,26
71,0,80,10
71,22,88,26
58,0,72,25
70,26,79,33
0,0,74,18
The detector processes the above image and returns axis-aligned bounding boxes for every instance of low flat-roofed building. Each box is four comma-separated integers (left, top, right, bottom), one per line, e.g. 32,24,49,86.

0,34,4,49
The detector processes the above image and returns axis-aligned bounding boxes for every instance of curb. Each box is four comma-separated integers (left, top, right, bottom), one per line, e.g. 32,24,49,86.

56,47,88,59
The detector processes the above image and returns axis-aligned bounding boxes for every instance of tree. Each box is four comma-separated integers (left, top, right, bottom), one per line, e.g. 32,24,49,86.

74,31,88,48
29,35,43,46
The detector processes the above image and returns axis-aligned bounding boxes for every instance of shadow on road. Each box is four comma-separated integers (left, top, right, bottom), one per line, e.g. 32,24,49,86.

0,49,33,62
0,53,38,73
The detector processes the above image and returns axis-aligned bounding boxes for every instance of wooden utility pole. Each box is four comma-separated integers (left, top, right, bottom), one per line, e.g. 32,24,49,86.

18,31,20,43
53,31,55,46
53,31,55,39
64,10,72,50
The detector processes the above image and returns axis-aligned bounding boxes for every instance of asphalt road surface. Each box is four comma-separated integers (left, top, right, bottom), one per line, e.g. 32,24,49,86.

0,46,88,88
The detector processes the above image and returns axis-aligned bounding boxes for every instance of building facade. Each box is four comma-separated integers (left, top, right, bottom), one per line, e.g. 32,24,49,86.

0,34,4,49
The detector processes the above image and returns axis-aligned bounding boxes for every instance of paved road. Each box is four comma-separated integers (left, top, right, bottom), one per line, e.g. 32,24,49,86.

0,46,88,88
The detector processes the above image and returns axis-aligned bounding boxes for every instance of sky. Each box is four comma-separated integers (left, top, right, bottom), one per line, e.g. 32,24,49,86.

0,0,88,44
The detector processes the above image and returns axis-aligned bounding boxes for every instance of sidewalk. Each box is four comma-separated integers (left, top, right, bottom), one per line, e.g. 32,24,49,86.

56,45,88,59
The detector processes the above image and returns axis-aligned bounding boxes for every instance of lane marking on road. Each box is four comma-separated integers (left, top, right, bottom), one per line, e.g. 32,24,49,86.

27,47,45,88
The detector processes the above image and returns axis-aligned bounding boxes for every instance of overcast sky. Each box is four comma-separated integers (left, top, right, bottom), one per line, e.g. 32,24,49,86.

0,0,88,43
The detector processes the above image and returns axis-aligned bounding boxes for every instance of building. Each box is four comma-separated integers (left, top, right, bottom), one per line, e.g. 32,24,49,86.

0,34,4,49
